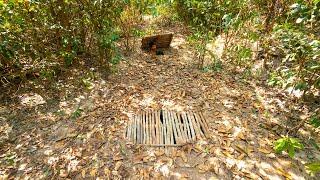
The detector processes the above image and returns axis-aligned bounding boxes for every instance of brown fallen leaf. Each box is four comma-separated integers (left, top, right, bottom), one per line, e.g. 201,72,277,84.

177,151,188,163
133,154,144,164
112,170,118,176
209,177,219,180
242,170,260,179
143,155,150,162
238,153,246,160
81,169,86,178
194,143,204,152
234,144,247,155
236,132,246,140
104,168,111,178
114,161,122,171
113,154,124,161
276,168,292,179
59,169,68,178
54,141,66,149
218,126,232,134
155,150,165,157
258,147,272,154
221,151,233,158
90,168,97,177
197,164,211,173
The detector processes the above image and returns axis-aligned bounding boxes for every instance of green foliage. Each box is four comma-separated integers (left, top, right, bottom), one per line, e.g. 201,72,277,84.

153,3,177,27
269,25,320,93
111,52,123,65
212,60,223,72
288,1,320,30
39,69,55,81
81,71,97,91
175,0,244,33
310,115,320,128
118,5,141,52
0,0,124,81
202,60,223,73
309,138,320,150
175,0,255,69
187,31,211,68
81,78,94,91
267,72,282,86
127,0,173,16
274,136,304,158
305,162,320,175
71,107,83,120
232,45,252,67
262,0,320,96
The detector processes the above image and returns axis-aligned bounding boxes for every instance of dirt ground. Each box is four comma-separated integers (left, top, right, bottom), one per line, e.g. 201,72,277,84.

1,23,319,179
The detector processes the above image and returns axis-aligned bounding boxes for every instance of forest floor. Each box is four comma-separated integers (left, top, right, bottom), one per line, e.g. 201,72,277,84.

1,21,319,179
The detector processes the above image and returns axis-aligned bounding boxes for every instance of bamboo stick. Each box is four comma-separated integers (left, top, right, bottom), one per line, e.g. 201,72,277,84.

187,112,196,141
163,110,167,145
151,110,154,144
149,110,153,144
136,114,140,143
188,112,203,139
198,112,210,133
133,114,137,143
181,112,192,142
194,113,209,137
141,111,146,144
165,110,170,145
127,117,132,141
173,112,186,143
147,110,150,144
168,111,174,145
170,111,179,144
158,110,162,145
154,111,158,144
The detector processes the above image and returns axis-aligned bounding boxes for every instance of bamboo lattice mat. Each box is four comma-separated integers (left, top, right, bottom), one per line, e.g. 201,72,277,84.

125,110,209,146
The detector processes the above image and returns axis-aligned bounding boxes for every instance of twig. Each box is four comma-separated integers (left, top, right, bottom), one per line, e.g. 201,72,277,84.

54,133,81,142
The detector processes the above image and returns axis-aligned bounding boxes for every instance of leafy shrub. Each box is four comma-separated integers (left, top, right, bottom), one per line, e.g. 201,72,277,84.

0,0,124,82
268,25,320,95
118,5,142,52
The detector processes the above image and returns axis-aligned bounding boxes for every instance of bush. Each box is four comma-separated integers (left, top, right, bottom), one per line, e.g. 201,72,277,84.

0,0,124,82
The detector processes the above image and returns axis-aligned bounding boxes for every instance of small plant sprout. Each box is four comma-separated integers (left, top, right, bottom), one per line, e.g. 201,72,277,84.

274,136,304,158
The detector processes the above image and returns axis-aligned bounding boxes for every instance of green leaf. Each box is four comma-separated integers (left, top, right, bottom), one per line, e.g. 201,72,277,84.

288,145,295,158
309,138,320,150
310,116,320,128
310,65,320,70
306,162,320,175
289,138,303,149
71,107,83,120
274,137,304,158
295,82,308,90
274,138,287,153
82,78,94,90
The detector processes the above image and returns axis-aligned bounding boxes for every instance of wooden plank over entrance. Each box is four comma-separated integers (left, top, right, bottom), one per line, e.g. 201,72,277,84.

141,33,173,50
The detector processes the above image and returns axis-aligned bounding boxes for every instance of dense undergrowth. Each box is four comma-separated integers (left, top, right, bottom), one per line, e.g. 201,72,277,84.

1,0,320,176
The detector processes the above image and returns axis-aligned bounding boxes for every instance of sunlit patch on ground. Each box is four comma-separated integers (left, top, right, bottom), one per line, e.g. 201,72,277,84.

19,93,45,107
